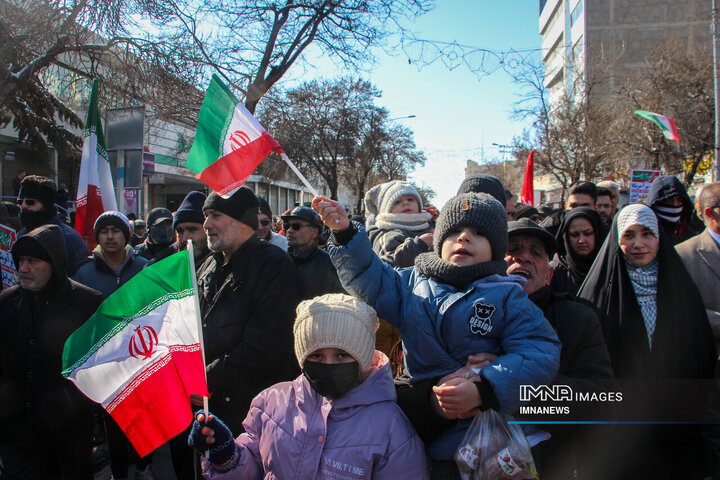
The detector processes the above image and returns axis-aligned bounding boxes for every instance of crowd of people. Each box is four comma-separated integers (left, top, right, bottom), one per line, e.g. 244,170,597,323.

1,171,719,480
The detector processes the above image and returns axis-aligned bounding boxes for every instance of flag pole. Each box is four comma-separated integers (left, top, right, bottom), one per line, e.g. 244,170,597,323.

280,152,319,197
187,240,210,421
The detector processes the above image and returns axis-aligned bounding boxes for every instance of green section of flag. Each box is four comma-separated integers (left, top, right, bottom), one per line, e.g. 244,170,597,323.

86,79,109,162
632,171,655,181
185,75,238,174
62,251,193,375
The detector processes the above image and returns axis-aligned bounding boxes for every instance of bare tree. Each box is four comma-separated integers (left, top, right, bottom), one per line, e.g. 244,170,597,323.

604,39,714,186
269,77,424,201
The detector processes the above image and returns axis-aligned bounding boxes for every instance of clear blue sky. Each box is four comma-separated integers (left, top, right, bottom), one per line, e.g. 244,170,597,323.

302,0,544,208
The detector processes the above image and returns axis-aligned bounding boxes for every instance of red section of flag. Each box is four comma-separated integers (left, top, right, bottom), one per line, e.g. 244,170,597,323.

108,347,207,457
197,131,283,197
520,150,535,206
75,184,105,249
666,117,680,143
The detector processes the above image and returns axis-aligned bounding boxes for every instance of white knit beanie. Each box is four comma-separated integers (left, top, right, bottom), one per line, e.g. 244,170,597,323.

364,181,423,216
294,294,379,373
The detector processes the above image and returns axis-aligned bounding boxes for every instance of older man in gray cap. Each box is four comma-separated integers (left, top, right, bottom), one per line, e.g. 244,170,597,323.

196,186,299,434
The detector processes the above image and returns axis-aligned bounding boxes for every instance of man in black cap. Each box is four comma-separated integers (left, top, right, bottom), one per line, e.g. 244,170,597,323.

257,195,287,251
0,225,103,478
136,207,177,262
196,186,299,435
174,191,210,269
17,175,89,274
282,206,344,301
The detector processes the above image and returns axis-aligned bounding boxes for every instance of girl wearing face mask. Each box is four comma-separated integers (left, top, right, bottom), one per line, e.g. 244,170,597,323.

550,207,606,296
578,204,716,479
188,293,429,480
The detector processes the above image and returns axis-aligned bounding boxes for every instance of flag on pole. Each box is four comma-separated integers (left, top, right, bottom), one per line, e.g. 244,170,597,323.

633,110,680,143
62,251,208,457
520,150,535,206
76,79,117,249
186,75,284,197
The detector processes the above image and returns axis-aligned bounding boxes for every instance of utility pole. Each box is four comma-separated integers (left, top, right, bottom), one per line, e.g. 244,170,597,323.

713,0,720,181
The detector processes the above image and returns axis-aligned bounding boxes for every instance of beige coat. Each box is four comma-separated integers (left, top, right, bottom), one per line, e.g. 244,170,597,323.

676,229,720,354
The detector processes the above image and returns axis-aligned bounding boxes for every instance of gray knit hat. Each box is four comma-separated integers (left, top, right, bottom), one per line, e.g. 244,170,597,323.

364,180,423,216
456,174,506,206
434,193,508,261
294,294,379,373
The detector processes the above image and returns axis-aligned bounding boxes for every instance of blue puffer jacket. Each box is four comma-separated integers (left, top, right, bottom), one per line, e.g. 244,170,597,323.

327,227,561,459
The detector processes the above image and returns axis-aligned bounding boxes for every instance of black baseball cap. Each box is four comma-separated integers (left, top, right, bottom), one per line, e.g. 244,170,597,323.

281,206,323,229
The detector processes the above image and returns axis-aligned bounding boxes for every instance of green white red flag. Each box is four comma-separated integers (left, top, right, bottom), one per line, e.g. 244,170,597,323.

633,110,680,143
186,75,284,197
62,251,208,457
75,79,117,249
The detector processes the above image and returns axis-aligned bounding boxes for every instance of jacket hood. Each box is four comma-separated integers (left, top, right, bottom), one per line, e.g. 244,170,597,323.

11,224,67,284
331,351,396,415
646,176,693,216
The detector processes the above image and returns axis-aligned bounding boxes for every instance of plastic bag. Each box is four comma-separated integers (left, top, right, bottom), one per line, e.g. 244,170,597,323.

455,409,538,480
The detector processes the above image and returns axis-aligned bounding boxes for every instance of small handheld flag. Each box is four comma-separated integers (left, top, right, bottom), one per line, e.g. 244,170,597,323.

62,251,208,457
633,110,680,143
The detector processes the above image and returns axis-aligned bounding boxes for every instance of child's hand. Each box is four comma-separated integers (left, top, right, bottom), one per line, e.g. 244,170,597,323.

188,411,235,466
419,232,433,248
424,206,440,222
433,377,482,418
312,196,349,232
467,352,498,368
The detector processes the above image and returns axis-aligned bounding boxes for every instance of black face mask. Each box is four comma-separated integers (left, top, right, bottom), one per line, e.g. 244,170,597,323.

19,208,53,230
150,224,174,245
302,361,360,400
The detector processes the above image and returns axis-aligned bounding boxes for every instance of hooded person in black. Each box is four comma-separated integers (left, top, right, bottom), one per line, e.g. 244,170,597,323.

136,207,177,262
578,204,717,479
0,225,103,478
550,207,605,296
646,175,699,245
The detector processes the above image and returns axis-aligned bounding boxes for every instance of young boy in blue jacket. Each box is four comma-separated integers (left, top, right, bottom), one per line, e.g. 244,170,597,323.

313,193,561,471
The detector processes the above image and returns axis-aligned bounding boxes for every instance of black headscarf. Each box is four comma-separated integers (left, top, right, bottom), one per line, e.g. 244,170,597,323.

578,210,715,381
552,207,605,293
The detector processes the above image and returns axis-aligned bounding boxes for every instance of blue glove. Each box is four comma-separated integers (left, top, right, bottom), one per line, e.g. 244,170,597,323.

188,410,235,465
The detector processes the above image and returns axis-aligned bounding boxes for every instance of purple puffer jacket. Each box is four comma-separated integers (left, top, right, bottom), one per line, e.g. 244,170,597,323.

202,352,429,480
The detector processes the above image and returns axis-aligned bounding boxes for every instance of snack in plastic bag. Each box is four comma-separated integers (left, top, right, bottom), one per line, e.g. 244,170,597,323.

454,409,538,480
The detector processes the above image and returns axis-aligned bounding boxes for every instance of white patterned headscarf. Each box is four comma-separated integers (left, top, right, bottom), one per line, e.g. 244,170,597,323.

617,204,659,242
616,203,660,349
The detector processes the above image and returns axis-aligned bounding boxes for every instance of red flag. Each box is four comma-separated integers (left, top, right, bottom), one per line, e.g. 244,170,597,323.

520,150,534,206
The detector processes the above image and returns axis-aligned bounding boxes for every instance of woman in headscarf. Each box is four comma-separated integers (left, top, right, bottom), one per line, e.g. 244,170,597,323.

578,204,717,479
550,207,605,295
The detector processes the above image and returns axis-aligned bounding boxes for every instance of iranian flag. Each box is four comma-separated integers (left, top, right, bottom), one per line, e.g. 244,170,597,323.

186,75,284,197
62,250,208,457
633,110,680,143
76,79,117,249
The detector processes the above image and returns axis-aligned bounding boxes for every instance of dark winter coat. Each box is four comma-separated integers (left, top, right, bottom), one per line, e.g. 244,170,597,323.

196,236,299,434
0,225,103,449
72,246,148,298
367,225,432,268
18,213,89,275
647,175,699,245
288,244,344,301
136,238,177,263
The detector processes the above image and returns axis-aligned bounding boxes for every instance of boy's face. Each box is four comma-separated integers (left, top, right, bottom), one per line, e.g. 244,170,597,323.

441,227,493,266
390,195,420,214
